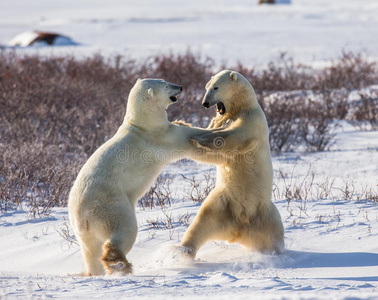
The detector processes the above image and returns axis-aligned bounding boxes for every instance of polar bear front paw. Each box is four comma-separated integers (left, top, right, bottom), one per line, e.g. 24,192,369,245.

190,138,211,150
176,245,196,260
172,120,193,127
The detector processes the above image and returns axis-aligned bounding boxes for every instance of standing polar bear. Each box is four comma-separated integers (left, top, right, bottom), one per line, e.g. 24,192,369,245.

181,70,284,258
68,78,212,276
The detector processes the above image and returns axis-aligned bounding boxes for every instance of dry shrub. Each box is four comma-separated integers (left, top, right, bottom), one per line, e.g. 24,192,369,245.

317,88,351,120
264,93,304,152
181,170,216,203
243,51,377,94
315,51,377,90
351,90,378,130
138,169,216,209
234,53,313,94
0,52,136,155
264,90,345,153
0,142,83,216
299,98,337,152
0,50,377,216
139,173,175,209
0,52,135,215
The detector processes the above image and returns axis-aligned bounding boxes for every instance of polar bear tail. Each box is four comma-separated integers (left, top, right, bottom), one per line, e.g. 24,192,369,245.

101,240,133,275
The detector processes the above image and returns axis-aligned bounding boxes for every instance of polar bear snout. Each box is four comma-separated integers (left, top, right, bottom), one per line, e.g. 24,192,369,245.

202,91,215,109
168,83,183,102
202,97,226,114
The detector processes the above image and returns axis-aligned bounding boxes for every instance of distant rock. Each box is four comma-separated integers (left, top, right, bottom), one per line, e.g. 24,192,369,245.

7,30,78,47
258,0,291,4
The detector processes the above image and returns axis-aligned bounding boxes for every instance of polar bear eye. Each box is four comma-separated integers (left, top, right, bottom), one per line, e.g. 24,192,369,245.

214,87,219,90
165,85,169,89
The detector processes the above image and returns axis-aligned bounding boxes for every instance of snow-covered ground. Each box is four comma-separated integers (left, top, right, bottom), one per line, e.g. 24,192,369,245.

1,1,378,299
1,123,377,299
1,0,378,66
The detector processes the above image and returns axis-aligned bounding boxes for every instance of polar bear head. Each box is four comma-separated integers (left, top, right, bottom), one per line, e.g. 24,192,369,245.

125,78,183,127
202,70,257,117
132,78,182,109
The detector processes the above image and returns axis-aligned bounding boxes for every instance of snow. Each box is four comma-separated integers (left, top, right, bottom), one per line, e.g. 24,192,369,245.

1,0,378,66
1,123,377,299
1,1,378,299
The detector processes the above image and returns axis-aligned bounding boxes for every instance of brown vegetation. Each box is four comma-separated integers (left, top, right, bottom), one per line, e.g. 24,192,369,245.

0,50,377,215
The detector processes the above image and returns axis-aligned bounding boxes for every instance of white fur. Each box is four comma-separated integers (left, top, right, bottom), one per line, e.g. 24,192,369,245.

68,79,211,276
181,70,285,259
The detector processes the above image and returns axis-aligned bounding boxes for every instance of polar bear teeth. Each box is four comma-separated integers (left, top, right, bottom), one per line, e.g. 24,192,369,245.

216,102,226,115
170,95,178,102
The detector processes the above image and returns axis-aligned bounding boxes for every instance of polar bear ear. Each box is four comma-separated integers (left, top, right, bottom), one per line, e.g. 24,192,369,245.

137,78,142,83
147,88,154,99
229,71,238,81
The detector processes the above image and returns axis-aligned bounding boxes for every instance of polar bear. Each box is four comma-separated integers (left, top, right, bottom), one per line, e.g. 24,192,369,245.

68,78,214,276
180,70,285,259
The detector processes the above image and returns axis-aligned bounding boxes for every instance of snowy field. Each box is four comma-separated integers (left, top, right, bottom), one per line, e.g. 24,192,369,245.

1,0,378,66
1,123,377,299
1,0,378,299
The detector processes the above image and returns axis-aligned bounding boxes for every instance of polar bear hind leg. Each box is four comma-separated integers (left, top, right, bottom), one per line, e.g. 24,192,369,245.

78,235,106,276
237,202,284,255
78,233,133,276
101,240,133,275
77,199,137,276
181,190,237,259
99,200,138,275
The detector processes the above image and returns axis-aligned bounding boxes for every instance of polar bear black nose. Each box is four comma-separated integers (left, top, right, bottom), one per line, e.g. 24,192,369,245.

203,102,210,108
179,86,183,91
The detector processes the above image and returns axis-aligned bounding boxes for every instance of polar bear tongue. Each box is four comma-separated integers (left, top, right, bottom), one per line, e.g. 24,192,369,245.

216,102,226,115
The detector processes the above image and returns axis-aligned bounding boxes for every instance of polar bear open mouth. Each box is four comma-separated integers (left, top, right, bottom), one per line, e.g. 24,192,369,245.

216,102,226,115
169,91,181,102
170,95,178,102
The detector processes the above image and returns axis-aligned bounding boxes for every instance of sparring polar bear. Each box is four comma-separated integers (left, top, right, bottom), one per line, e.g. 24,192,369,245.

68,78,211,276
181,70,285,258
